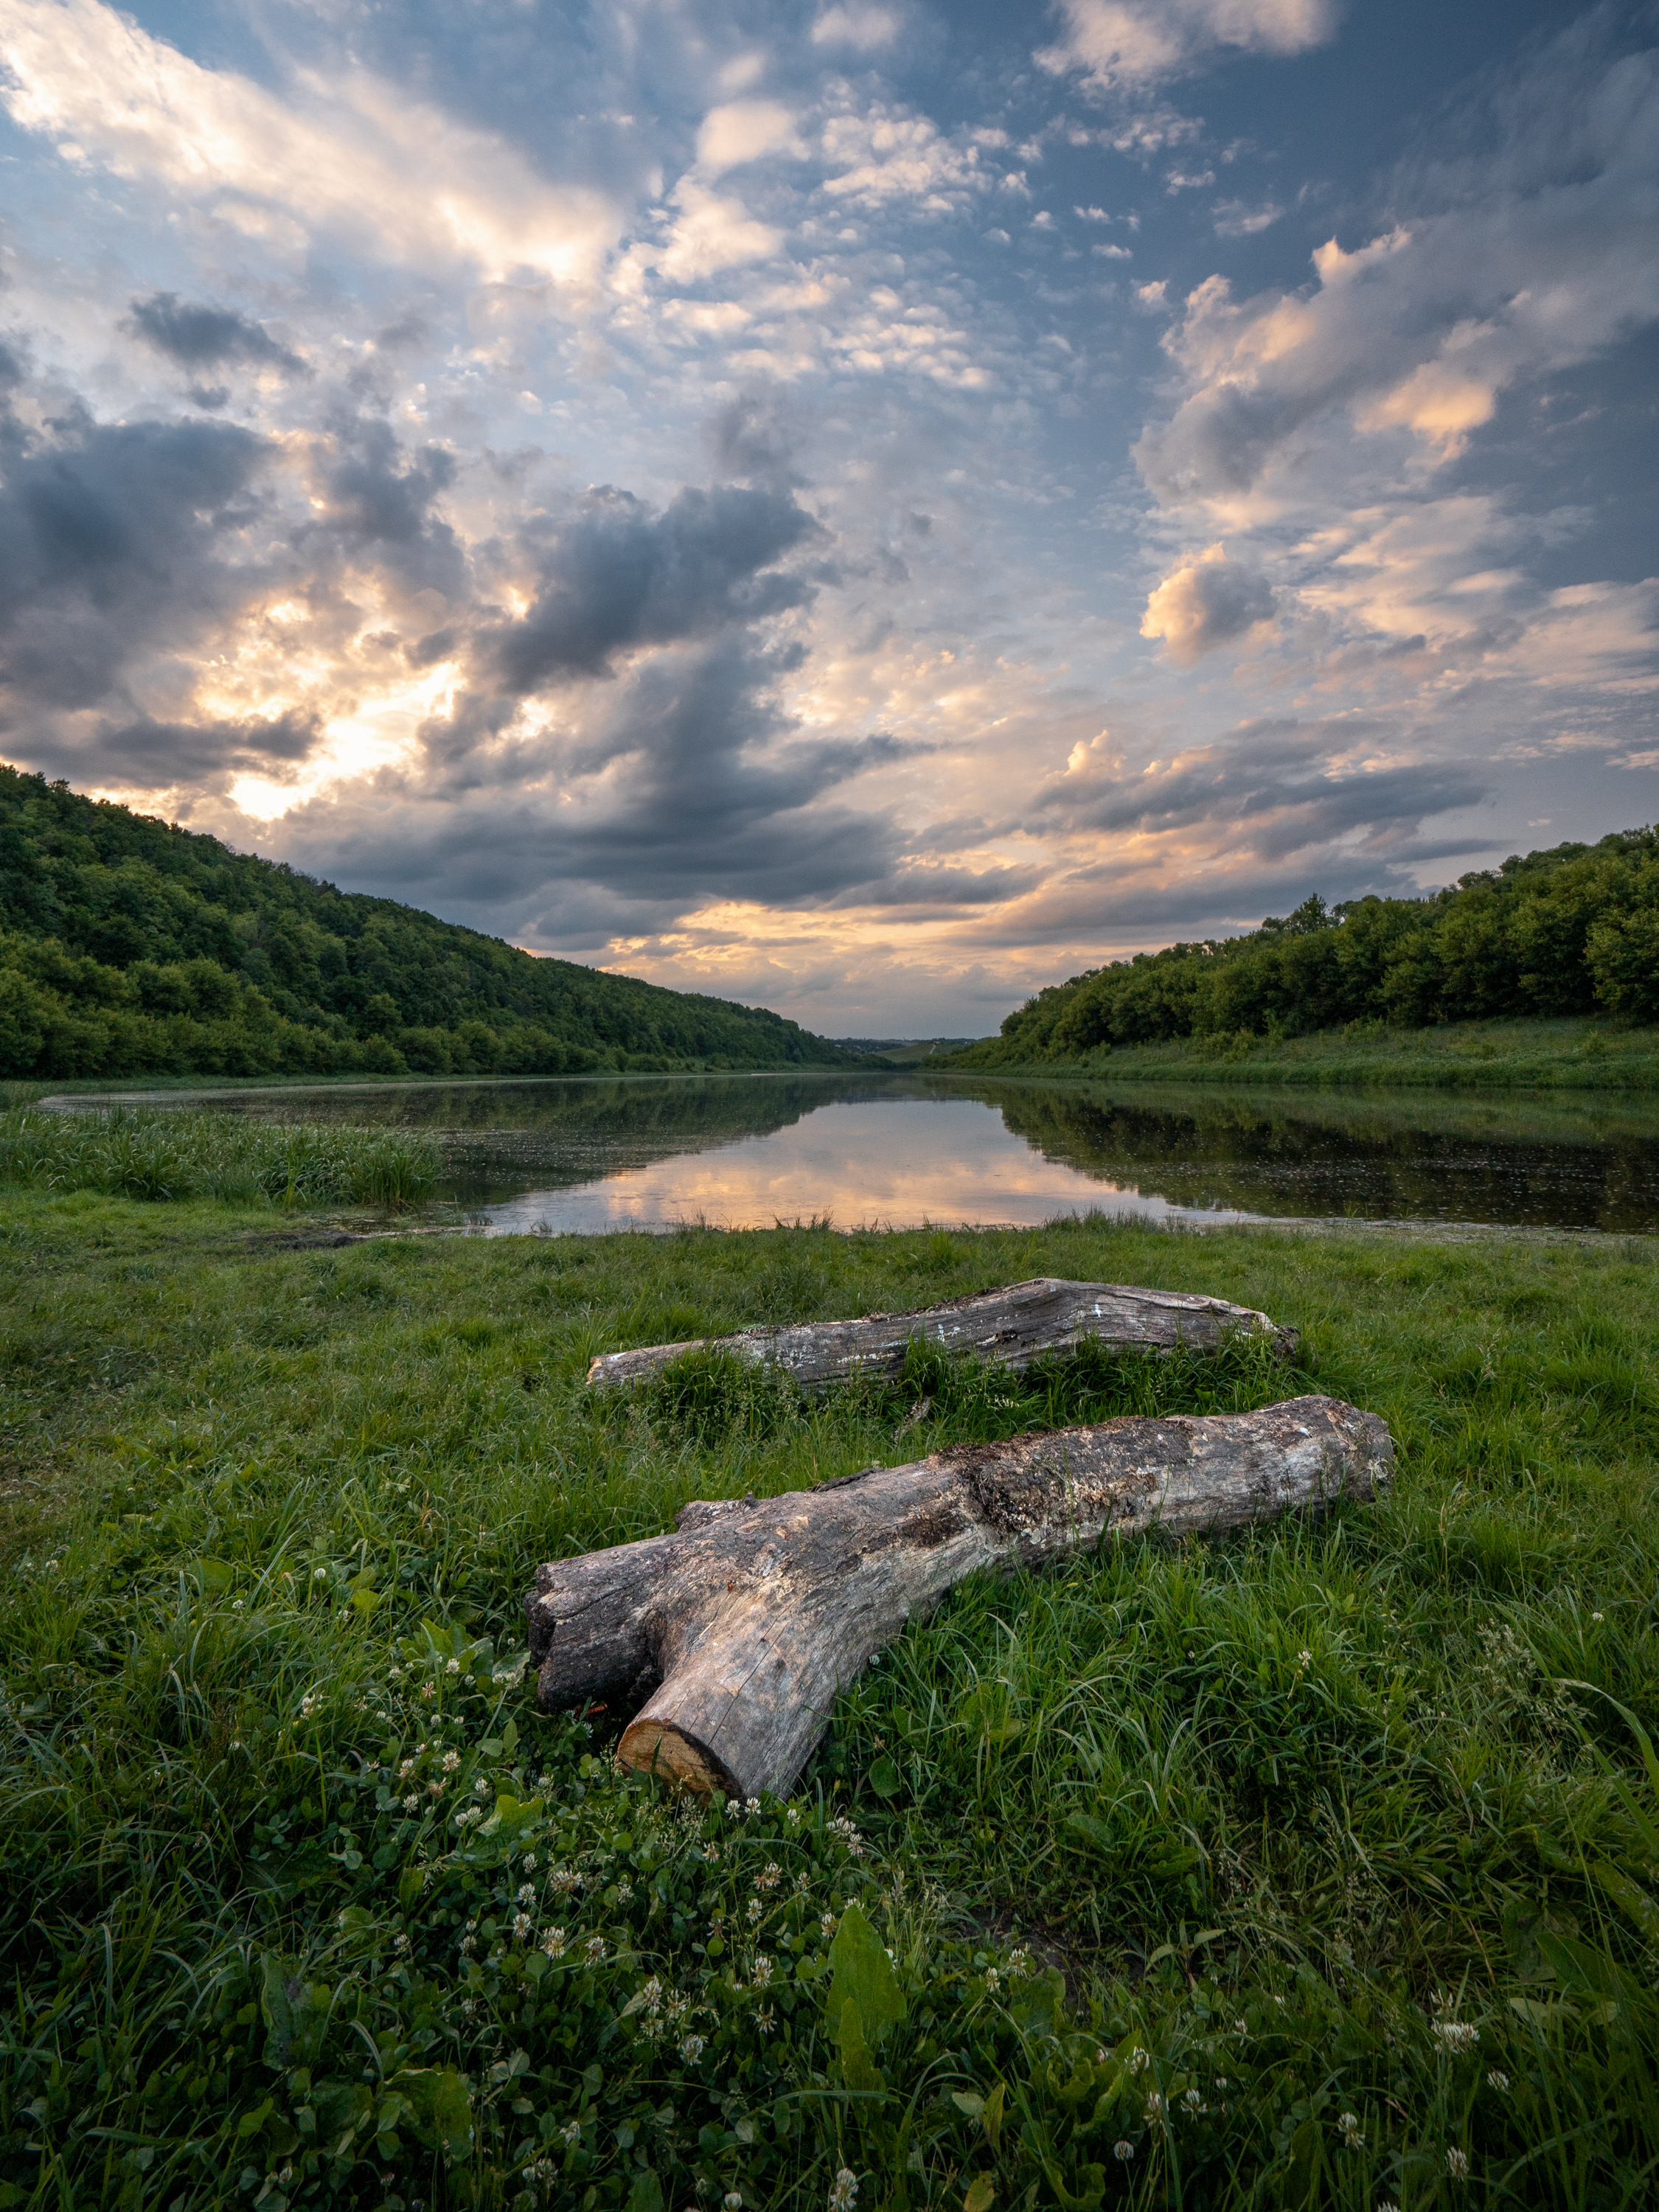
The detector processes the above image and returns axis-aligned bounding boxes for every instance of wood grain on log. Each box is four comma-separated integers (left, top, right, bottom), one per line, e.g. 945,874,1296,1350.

585,1276,1295,1393
525,1393,1388,1801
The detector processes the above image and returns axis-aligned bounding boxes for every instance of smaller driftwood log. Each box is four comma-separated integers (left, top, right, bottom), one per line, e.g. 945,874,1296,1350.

585,1276,1295,1392
526,1394,1390,1801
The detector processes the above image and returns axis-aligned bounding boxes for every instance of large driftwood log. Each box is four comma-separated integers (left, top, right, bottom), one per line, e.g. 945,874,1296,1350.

526,1394,1389,1800
585,1276,1295,1392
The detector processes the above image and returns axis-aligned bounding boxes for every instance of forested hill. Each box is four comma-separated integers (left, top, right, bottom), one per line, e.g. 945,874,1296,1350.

0,765,854,1081
953,827,1659,1066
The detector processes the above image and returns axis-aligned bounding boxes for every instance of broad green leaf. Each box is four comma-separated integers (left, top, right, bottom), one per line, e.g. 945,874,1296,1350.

258,1956,294,2069
828,1900,907,2049
964,2176,996,2212
1590,1859,1659,1942
627,2174,665,2212
981,2081,1005,2152
389,2067,473,2160
837,1994,883,2096
869,1756,901,1798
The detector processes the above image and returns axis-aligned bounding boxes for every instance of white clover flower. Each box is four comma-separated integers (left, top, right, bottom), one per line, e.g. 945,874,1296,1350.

585,1935,606,1964
459,1997,476,2018
518,1883,536,1905
446,1658,461,1675
1487,2070,1510,2091
753,1955,773,1987
1592,1610,1605,1622
1144,2091,1165,2126
703,1843,721,1863
420,1682,436,1700
459,1934,477,1956
442,1750,460,1773
399,1759,417,1780
1336,2112,1363,2149
616,1879,633,1904
1127,2047,1149,2076
512,1912,532,1939
474,1778,491,1798
1297,1649,1312,1668
522,1854,537,1871
403,1792,419,1811
725,2193,743,2210
541,1927,566,1960
560,2120,581,2147
786,1805,802,1827
744,1798,761,1816
1113,2141,1135,2163
1432,2021,1479,2053
984,1966,1001,1994
428,1779,443,1797
681,2034,707,2064
1182,2088,1205,2115
754,1863,782,1891
231,1598,243,1611
793,1873,811,1895
389,1665,404,1680
746,1899,762,1925
1446,2148,1470,2180
821,1913,837,1937
828,2168,858,2211
394,1933,411,1955
1007,1945,1031,1975
313,1568,328,1582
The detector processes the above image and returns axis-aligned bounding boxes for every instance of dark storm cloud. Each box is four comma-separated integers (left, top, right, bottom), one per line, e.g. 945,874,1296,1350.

77,709,324,789
126,293,310,378
303,411,467,597
1040,718,1487,859
486,483,824,693
0,409,268,714
706,383,800,489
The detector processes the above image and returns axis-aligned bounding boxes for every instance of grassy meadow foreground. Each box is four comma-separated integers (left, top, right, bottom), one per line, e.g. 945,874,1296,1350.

2,1155,1658,2208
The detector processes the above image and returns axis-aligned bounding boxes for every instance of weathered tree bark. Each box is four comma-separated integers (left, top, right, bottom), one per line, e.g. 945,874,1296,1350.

525,1394,1389,1801
585,1276,1295,1392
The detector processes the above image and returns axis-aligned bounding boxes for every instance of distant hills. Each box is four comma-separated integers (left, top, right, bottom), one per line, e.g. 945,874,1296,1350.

0,765,855,1081
947,827,1659,1066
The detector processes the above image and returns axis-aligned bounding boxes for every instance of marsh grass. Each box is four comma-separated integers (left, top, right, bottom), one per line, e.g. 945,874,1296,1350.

1,1200,1658,2210
0,1106,439,1208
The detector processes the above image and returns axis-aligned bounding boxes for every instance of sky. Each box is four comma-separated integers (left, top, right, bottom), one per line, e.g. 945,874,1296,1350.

1,0,1657,1037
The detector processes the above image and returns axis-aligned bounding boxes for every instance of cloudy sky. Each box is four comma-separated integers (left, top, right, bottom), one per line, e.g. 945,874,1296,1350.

1,0,1656,1034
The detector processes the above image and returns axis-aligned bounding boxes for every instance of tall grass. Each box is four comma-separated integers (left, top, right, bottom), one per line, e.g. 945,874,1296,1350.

0,1105,439,1207
1,1203,1657,2208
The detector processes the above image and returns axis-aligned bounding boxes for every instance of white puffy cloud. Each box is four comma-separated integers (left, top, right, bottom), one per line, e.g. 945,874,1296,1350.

1141,543,1276,663
695,100,805,178
1037,0,1335,92
0,0,621,287
810,4,902,49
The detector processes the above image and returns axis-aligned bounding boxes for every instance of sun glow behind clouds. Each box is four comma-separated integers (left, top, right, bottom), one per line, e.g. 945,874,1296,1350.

223,659,460,822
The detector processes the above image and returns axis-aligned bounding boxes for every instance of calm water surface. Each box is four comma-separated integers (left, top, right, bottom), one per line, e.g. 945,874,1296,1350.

195,1072,1659,1234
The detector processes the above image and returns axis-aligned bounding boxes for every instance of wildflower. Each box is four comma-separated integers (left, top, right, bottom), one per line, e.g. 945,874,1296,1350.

1592,1611,1604,1622
460,1997,476,2018
313,1568,327,1582
1144,2092,1165,2126
1337,2112,1363,2149
399,1759,417,1780
518,1882,536,1905
753,1955,773,1987
828,2169,858,2211
394,1932,411,1955
756,2002,776,2033
1113,2141,1135,2163
681,2034,706,2063
747,1899,762,1925
754,1863,782,1891
299,1691,319,1719
403,1793,420,1812
821,1913,837,1937
984,1966,1001,1993
585,1935,606,1964
1446,2148,1469,2180
459,1933,477,1957
428,1778,442,1796
446,1658,461,1675
549,1867,580,1893
231,1597,243,1611
442,1749,460,1773
1008,1945,1031,1975
1182,2087,1205,2115
541,1928,566,1960
420,1682,436,1700
522,1853,537,1871
1432,2020,1479,2053
389,1665,404,1680
703,1841,722,1863
1297,1648,1312,1668
786,1805,802,1827
560,2120,581,2147
1487,2070,1510,2091
726,2194,744,2210
512,1912,532,1939
616,1879,633,1903
1127,2047,1149,2076
745,1798,761,1816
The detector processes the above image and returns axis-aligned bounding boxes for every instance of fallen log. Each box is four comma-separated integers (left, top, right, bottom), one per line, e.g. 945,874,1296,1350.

525,1393,1389,1801
585,1276,1295,1392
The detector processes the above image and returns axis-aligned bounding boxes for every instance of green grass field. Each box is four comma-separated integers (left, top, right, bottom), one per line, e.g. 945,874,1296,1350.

3,1157,1658,2210
940,1015,1659,1093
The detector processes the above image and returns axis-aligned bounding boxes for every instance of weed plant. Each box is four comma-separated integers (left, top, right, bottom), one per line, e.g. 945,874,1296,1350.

0,1106,439,1207
1,1203,1658,2210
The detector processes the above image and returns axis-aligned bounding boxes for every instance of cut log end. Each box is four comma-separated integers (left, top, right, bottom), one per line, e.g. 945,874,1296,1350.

617,1717,736,1797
